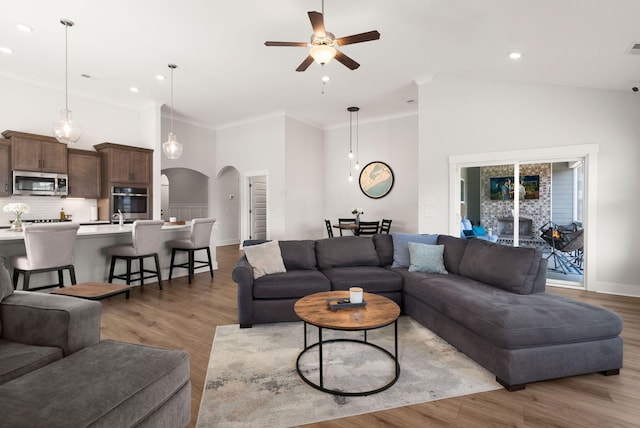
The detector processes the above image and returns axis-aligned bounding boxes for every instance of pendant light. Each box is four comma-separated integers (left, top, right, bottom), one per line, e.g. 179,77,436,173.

52,19,81,144
162,63,183,159
347,106,360,181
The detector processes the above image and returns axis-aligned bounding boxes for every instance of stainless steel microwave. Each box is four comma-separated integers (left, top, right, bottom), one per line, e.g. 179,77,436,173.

13,171,68,196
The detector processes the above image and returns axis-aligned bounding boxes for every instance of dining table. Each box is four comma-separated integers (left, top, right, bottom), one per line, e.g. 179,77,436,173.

333,223,359,236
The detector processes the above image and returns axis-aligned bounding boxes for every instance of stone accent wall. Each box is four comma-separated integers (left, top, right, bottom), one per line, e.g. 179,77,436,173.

480,163,551,237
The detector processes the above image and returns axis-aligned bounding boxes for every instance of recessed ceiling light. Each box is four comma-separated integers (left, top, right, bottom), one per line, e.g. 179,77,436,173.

0,47,14,54
322,75,330,82
16,23,33,32
130,87,139,93
155,75,165,81
509,52,522,60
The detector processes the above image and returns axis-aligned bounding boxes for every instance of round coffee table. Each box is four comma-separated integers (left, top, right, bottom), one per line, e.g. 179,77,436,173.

294,290,401,396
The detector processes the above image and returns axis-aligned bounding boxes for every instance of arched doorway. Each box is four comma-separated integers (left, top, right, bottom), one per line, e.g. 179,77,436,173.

216,166,241,245
161,167,209,221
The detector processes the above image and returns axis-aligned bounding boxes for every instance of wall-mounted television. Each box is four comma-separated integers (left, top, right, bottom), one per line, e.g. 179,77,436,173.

490,175,539,200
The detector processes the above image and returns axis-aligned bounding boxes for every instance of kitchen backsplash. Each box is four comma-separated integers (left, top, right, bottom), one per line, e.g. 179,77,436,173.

0,196,98,226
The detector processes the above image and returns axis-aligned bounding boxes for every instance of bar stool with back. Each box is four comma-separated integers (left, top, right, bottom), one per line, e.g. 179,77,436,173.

167,218,216,284
106,220,164,289
10,222,80,291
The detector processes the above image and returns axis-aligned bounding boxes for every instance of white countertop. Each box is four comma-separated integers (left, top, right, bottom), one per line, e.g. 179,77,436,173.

0,222,190,241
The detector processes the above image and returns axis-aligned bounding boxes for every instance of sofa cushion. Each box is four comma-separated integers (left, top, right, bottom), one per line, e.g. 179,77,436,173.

408,243,448,274
0,339,191,428
0,256,12,301
436,235,470,275
243,240,286,279
321,266,403,293
316,237,379,269
253,270,331,299
279,240,317,270
400,271,623,348
459,238,541,295
372,234,394,266
0,339,62,385
391,233,439,268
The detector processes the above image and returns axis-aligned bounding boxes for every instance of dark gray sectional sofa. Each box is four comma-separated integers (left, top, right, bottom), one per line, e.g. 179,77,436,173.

233,234,623,390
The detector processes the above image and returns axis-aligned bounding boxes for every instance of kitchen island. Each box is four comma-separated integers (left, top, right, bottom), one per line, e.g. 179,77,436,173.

0,222,218,289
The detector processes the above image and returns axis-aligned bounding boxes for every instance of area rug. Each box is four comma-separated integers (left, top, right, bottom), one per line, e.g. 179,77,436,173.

196,316,500,427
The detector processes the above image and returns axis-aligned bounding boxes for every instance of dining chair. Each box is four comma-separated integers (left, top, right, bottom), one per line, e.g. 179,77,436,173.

106,220,165,289
357,221,380,236
380,219,393,234
337,218,356,236
10,222,80,291
168,218,216,284
324,219,334,238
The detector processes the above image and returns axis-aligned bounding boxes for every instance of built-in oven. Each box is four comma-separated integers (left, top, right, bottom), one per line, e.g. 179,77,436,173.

111,186,149,221
13,171,68,196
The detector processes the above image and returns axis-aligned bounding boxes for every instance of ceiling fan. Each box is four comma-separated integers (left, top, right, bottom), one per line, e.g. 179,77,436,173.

264,2,380,72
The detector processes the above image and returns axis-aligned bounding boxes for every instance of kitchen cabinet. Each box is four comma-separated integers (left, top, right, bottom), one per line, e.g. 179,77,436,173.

68,149,101,198
93,142,153,220
0,141,11,196
94,143,151,186
2,130,67,174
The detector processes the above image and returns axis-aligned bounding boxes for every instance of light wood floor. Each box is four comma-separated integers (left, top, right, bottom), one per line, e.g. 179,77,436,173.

99,245,640,427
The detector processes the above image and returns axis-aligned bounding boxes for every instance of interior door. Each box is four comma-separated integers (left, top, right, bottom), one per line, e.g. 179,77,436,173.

249,176,267,240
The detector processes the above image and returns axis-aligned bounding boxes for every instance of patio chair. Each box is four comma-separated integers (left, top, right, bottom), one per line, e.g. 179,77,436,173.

540,222,584,274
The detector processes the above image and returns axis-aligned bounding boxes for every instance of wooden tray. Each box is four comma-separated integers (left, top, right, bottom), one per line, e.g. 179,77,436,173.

165,221,186,225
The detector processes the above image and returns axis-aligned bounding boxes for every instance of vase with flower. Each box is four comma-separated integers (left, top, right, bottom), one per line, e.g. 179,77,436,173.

351,208,364,226
3,202,30,232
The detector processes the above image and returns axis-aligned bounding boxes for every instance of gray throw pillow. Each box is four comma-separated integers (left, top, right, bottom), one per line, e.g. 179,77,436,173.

0,255,14,301
391,233,439,268
407,242,448,274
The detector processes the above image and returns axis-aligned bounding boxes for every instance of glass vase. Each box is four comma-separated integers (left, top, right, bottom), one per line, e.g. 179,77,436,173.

11,213,23,232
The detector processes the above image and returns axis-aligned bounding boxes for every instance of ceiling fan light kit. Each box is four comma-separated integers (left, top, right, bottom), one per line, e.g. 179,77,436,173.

265,2,380,72
52,18,81,144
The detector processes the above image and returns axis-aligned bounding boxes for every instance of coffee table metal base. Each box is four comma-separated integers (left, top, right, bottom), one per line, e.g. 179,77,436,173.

296,321,400,396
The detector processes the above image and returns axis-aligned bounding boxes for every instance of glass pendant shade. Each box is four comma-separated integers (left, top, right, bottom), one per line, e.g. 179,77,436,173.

162,132,183,159
53,109,81,144
54,19,80,144
310,45,336,65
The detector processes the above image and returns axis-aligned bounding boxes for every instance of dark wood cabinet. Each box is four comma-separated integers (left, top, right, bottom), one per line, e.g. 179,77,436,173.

68,149,101,198
94,143,151,186
93,142,153,220
2,130,67,174
0,141,11,196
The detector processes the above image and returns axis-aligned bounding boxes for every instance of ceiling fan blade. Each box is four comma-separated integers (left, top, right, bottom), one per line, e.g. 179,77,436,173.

308,11,325,36
296,55,315,72
265,41,308,47
336,30,381,46
334,50,360,70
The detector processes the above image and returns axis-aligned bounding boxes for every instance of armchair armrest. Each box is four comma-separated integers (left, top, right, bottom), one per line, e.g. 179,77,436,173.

232,256,255,326
0,291,100,356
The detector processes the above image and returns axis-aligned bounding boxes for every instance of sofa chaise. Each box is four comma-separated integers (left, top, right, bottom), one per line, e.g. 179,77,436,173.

232,234,623,390
0,256,191,427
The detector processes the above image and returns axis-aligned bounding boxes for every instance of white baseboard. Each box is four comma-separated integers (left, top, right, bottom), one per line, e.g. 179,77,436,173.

216,239,241,247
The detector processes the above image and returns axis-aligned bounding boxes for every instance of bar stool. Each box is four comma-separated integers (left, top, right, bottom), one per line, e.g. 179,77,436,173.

10,222,80,291
106,220,164,289
168,218,215,284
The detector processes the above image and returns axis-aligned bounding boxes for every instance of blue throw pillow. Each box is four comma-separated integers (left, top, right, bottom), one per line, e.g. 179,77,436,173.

391,233,439,268
407,242,448,274
472,226,486,236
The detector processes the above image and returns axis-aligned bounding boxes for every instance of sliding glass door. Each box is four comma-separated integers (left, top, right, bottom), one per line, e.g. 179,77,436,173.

458,157,587,288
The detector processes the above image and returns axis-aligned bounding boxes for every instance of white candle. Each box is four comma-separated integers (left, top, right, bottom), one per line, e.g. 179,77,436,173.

349,287,363,303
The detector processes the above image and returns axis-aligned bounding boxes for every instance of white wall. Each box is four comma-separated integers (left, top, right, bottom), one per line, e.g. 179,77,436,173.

285,117,324,239
323,114,419,233
0,76,142,151
216,114,286,240
418,75,640,296
215,166,240,245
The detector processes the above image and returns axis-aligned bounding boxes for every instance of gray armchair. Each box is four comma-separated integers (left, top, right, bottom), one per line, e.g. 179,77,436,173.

0,256,100,385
